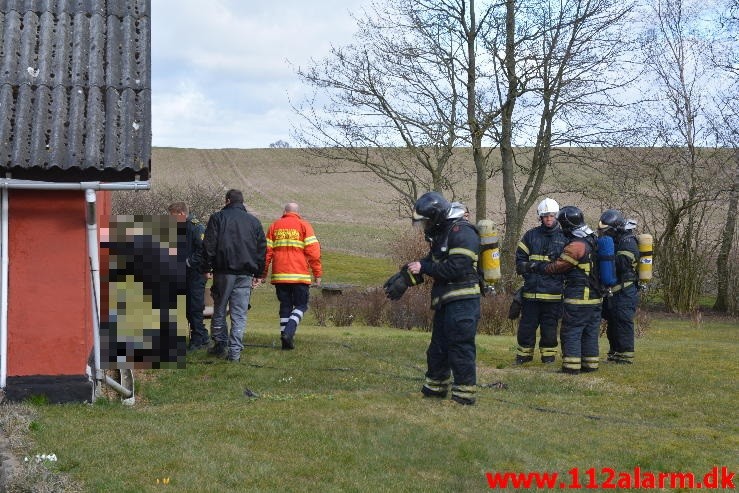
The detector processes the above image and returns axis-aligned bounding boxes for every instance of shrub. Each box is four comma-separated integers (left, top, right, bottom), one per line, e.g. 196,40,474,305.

478,292,517,335
112,181,226,222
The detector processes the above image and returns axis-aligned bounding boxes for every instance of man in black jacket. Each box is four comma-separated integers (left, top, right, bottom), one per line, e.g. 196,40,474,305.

168,202,210,351
201,190,266,362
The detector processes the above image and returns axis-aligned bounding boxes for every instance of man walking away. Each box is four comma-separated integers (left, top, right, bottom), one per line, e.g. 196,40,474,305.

260,203,322,350
201,190,266,362
168,202,209,351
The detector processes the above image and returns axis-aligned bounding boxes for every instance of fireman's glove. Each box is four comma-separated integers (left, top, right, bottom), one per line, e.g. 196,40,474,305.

508,288,523,320
383,267,423,301
516,262,540,275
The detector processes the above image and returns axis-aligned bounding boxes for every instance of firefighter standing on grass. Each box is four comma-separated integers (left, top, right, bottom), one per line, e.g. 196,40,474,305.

598,209,640,364
259,203,322,350
519,206,602,374
514,198,566,364
384,192,481,405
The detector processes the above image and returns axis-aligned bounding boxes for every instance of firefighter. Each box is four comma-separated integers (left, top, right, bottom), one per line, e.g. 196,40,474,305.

386,192,481,405
519,206,602,374
168,202,209,351
598,209,640,364
259,203,322,350
514,198,566,364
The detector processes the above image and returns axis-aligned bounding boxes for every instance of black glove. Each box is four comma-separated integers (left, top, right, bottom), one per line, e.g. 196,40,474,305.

515,262,538,275
383,271,408,300
383,267,423,301
508,288,523,320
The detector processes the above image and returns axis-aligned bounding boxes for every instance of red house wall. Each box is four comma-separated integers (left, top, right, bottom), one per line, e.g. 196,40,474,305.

7,189,111,376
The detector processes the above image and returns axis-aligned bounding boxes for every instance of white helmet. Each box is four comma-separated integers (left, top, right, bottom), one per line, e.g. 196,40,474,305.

537,198,560,217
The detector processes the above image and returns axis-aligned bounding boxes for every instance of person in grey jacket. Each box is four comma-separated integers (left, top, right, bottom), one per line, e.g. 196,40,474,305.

201,189,266,362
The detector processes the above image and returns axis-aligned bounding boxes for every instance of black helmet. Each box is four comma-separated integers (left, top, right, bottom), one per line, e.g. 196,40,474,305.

413,192,451,234
598,209,625,236
557,206,585,234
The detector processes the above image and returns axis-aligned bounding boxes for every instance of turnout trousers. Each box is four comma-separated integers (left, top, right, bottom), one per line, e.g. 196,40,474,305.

425,297,480,402
275,284,310,339
516,299,562,361
604,284,638,363
560,302,602,373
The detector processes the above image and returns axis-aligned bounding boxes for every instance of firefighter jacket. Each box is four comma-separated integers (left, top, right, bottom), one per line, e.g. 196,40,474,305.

185,215,205,271
542,234,602,305
263,211,322,284
419,219,481,308
612,232,640,292
202,203,266,276
515,223,566,302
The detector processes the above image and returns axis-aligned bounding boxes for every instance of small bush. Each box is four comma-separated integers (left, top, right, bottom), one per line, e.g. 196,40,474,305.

112,181,226,222
386,286,433,331
478,292,517,335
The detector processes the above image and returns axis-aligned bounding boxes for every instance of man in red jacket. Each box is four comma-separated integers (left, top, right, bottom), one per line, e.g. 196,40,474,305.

259,203,322,350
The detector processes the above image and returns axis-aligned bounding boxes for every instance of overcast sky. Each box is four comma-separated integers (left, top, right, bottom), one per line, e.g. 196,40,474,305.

151,0,368,149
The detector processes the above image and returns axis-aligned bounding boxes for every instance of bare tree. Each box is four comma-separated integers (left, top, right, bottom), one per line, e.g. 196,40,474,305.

711,0,739,313
490,0,636,275
293,0,477,211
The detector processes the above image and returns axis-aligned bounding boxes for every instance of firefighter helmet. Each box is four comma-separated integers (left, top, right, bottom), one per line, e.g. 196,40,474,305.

537,198,560,217
413,192,451,234
598,209,625,236
557,205,585,234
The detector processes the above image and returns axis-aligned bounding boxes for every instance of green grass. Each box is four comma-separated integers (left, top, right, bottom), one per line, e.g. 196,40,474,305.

19,297,739,492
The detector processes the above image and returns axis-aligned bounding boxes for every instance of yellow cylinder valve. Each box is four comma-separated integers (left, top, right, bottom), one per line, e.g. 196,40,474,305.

477,219,501,283
637,233,653,282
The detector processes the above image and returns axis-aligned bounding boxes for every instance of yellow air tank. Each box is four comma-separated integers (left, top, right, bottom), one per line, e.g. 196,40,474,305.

477,219,501,283
637,233,653,282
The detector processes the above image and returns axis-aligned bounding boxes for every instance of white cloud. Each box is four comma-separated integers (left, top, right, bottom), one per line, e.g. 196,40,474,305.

152,0,369,147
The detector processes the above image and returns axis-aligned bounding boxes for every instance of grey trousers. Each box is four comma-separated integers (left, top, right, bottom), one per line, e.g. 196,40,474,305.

211,274,252,357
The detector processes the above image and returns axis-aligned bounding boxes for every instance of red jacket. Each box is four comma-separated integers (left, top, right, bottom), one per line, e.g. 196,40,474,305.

262,212,322,284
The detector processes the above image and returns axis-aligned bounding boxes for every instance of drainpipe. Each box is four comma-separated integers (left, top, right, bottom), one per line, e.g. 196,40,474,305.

85,189,103,395
0,187,8,388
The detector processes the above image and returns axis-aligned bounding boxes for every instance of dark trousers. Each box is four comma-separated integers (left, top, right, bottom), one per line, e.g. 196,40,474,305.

604,284,638,359
560,303,602,372
186,268,208,346
517,299,562,357
276,284,310,339
426,298,480,387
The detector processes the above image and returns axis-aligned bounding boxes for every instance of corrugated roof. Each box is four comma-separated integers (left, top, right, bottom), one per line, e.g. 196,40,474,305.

0,0,151,181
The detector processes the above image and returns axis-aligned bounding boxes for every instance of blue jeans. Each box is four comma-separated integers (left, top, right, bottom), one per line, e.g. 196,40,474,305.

211,274,252,358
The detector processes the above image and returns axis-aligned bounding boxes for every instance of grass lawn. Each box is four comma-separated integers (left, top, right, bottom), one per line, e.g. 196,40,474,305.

14,281,739,492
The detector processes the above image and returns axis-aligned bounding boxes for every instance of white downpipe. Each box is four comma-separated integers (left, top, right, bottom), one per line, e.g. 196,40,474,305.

85,189,103,397
1,188,8,388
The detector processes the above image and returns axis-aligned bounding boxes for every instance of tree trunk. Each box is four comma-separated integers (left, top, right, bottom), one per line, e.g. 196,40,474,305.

714,148,739,311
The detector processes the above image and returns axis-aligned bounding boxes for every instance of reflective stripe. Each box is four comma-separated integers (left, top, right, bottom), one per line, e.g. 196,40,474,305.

517,242,530,255
610,281,634,293
452,384,476,397
529,254,549,261
618,250,636,261
564,297,602,305
425,376,451,392
304,235,318,245
271,273,312,282
561,253,579,266
540,347,558,356
582,356,599,369
562,356,581,370
448,247,478,261
523,292,563,301
433,286,481,305
272,239,306,248
517,346,535,356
